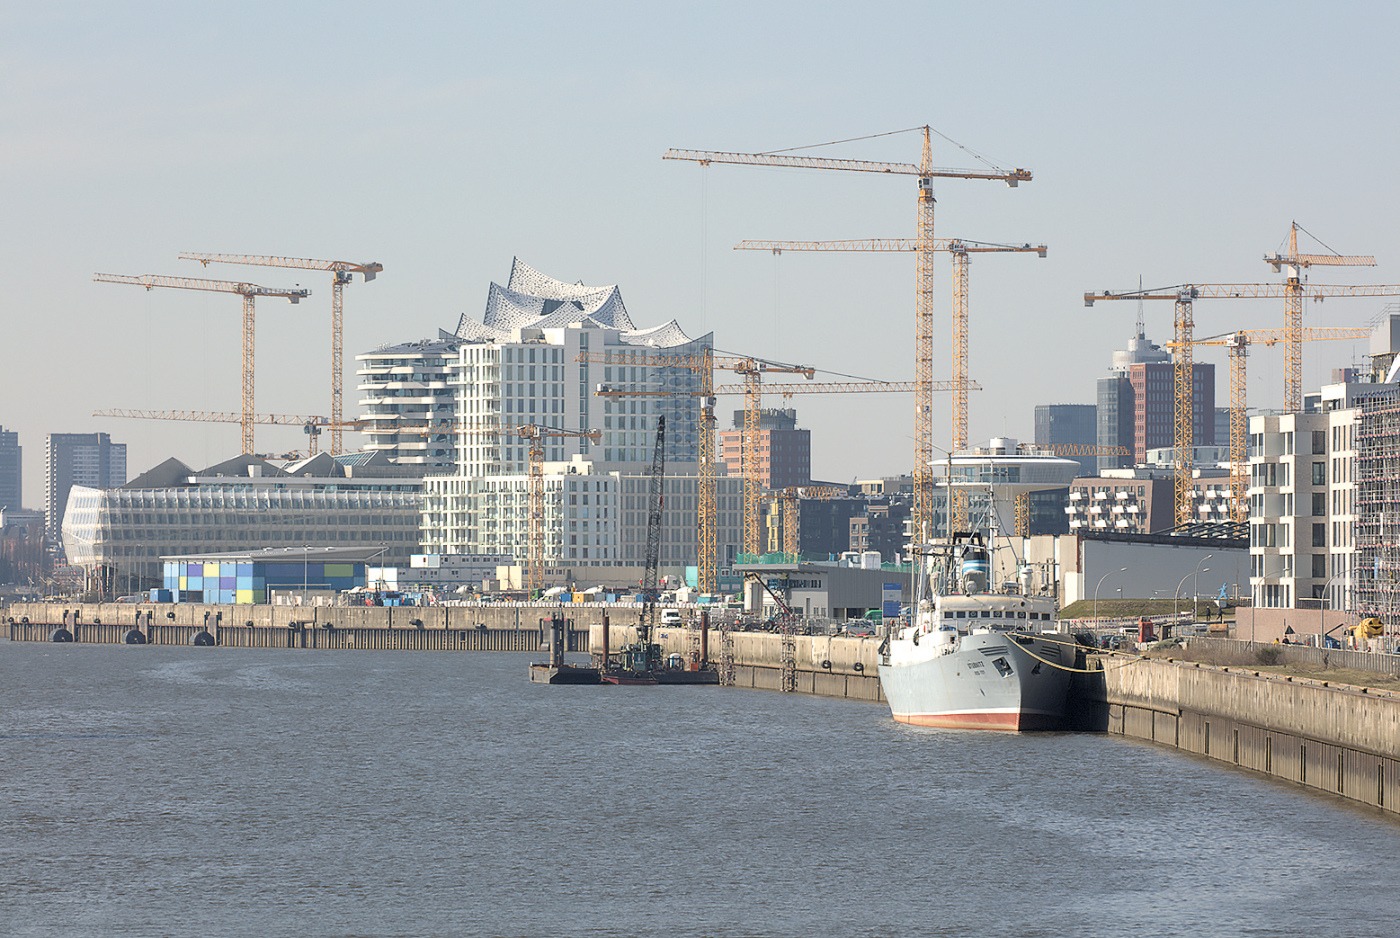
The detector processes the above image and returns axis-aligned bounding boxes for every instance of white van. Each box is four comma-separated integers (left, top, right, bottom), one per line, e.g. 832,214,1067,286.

660,608,683,626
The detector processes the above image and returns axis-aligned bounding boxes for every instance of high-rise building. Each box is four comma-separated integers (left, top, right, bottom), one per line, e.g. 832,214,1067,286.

718,408,811,491
355,336,461,469
0,426,20,510
1034,404,1097,475
45,432,125,539
1097,326,1168,469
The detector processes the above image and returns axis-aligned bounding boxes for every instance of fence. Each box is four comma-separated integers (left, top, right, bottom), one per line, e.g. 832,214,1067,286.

1186,636,1400,678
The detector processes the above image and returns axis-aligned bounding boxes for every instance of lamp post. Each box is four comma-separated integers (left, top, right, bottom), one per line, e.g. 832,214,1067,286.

1175,567,1210,624
1192,553,1213,619
303,544,309,604
1320,570,1350,648
1093,567,1128,627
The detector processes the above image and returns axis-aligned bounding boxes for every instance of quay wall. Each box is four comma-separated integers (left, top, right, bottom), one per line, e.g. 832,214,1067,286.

591,624,886,704
1091,655,1400,814
3,602,599,652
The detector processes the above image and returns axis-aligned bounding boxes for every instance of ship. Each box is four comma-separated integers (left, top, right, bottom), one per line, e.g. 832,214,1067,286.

877,533,1074,731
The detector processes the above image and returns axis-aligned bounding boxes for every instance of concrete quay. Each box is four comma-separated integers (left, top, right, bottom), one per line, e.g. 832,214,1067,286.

3,601,602,652
1081,653,1400,815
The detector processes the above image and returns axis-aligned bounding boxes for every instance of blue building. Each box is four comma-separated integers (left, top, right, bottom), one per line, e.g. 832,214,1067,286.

162,547,374,604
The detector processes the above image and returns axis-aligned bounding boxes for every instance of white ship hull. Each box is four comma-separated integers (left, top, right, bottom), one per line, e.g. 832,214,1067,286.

878,630,1073,732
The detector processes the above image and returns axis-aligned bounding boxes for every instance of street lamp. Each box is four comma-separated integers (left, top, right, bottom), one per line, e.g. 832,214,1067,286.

1192,553,1213,618
1320,570,1350,647
1093,567,1128,626
1175,568,1210,624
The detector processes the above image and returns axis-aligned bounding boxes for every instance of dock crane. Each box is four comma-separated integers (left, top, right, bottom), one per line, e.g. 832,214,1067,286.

179,253,383,457
1165,326,1370,522
666,125,1031,546
93,273,311,454
738,237,1045,530
1086,281,1400,526
516,424,601,597
1262,223,1375,411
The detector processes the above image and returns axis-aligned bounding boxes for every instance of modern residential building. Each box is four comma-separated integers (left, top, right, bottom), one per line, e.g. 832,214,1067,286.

355,336,461,469
718,408,811,490
0,426,20,511
1034,404,1098,475
62,452,423,595
45,432,125,540
1065,467,1235,535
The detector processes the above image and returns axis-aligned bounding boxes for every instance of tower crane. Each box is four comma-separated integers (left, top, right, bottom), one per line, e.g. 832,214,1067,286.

1165,326,1370,522
666,125,1032,546
179,254,383,457
93,273,311,454
516,424,601,597
1086,282,1400,526
738,237,1045,531
735,238,1045,452
1262,223,1375,412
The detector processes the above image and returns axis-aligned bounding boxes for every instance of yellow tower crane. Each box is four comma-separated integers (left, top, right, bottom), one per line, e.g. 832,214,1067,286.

516,424,601,597
179,254,383,457
1086,282,1400,527
737,237,1045,530
1261,223,1375,412
1165,326,1371,522
93,273,311,455
735,238,1045,453
666,126,1031,546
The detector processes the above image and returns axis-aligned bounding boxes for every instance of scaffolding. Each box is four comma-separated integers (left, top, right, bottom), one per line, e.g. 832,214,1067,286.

1355,388,1400,631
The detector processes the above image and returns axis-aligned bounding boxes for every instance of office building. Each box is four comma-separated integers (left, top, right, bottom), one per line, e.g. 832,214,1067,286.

62,452,422,595
718,408,811,491
1034,404,1098,475
45,432,125,540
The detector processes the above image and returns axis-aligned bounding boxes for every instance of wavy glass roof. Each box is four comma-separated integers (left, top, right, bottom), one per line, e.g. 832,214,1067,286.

453,258,691,348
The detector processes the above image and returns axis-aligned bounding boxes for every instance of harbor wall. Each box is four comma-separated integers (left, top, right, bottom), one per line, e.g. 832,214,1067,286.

1088,655,1400,814
3,602,598,652
591,624,886,703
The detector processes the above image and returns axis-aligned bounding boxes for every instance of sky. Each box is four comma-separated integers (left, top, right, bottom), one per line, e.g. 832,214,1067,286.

5,1,1400,508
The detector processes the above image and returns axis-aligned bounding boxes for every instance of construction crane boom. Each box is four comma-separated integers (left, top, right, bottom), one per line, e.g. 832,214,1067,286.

664,149,1031,185
94,273,309,455
180,253,382,456
736,238,1047,256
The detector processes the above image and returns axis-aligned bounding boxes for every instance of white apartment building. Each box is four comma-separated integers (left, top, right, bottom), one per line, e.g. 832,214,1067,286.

355,336,460,469
1248,383,1370,612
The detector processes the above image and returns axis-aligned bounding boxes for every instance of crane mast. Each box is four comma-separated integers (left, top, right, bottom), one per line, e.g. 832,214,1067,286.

667,125,1031,546
640,415,667,642
180,253,383,456
93,273,310,455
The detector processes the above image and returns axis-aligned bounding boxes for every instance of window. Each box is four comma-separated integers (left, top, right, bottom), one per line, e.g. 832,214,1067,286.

1312,429,1326,454
1312,462,1326,486
1312,523,1325,548
1312,492,1326,517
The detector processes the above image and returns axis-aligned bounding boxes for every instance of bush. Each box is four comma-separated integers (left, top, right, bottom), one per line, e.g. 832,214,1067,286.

1255,645,1284,666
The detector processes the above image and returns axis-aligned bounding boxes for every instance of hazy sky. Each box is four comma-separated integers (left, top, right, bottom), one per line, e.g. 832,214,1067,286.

5,1,1399,507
